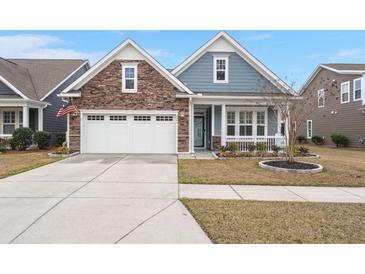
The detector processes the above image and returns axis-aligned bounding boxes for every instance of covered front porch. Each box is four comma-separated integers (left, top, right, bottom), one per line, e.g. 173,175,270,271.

0,99,46,139
189,98,286,153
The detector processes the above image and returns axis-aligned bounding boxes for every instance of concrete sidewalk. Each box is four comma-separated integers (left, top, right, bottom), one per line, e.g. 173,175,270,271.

179,184,365,203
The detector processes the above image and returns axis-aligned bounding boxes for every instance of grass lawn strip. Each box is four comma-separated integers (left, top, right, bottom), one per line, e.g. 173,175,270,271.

0,151,61,179
179,145,365,187
181,198,365,244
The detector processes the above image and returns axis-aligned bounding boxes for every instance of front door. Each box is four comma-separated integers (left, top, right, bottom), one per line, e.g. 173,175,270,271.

194,116,205,147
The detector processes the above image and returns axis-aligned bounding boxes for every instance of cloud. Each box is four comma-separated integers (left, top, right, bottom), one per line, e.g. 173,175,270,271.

242,33,272,41
0,34,104,64
335,48,363,58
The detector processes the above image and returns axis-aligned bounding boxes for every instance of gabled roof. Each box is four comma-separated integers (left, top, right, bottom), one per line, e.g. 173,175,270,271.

0,58,88,101
61,38,194,95
172,31,295,95
299,64,365,95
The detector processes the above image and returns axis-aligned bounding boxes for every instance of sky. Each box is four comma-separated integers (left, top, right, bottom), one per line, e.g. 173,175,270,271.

0,30,365,91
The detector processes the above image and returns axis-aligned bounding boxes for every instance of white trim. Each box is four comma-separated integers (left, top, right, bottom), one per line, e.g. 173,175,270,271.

340,81,350,104
60,39,193,96
172,31,295,95
176,93,302,100
307,120,313,139
79,109,179,115
0,98,48,108
121,63,138,93
57,93,81,98
221,104,226,146
0,75,28,99
213,55,229,84
317,89,325,108
40,61,89,101
353,77,362,102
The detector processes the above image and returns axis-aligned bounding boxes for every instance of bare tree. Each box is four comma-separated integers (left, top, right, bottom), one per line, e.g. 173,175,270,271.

259,76,337,163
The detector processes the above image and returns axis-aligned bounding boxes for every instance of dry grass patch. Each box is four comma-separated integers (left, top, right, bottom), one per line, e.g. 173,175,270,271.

182,198,365,244
0,150,61,179
179,145,365,187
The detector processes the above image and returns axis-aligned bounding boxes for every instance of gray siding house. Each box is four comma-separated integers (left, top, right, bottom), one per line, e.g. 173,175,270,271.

0,58,89,144
298,64,365,147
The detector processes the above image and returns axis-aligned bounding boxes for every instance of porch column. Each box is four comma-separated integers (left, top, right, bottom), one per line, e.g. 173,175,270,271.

191,100,195,153
38,107,43,131
277,108,282,135
22,106,29,128
211,104,215,150
221,104,226,146
362,74,365,105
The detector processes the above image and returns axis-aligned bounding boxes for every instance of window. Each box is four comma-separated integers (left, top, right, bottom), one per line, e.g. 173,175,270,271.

353,78,362,101
318,89,325,108
156,116,173,121
134,115,151,121
341,81,350,103
3,111,15,134
122,64,137,92
87,115,104,121
256,111,266,136
213,56,228,83
226,111,235,136
307,120,313,139
110,115,126,121
239,111,253,136
19,110,23,127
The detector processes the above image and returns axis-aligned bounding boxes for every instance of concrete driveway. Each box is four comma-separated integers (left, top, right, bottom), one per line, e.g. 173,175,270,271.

0,154,210,244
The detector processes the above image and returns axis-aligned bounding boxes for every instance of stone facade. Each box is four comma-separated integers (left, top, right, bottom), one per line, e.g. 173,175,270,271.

69,60,189,152
212,136,221,150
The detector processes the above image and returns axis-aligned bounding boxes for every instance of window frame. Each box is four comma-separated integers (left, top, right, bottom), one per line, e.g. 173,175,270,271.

226,111,236,136
307,120,313,139
226,108,268,137
317,89,325,108
239,111,253,136
353,78,362,101
3,111,16,134
213,56,229,84
340,81,350,104
122,63,138,93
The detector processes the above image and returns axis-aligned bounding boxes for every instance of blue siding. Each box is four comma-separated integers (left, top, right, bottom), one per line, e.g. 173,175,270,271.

0,80,19,96
43,64,88,145
178,52,280,93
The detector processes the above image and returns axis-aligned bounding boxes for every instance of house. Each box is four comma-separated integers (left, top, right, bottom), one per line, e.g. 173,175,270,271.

60,31,295,154
298,64,365,147
0,58,90,144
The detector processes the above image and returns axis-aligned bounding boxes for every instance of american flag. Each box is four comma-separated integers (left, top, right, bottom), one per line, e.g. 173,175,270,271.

56,100,78,118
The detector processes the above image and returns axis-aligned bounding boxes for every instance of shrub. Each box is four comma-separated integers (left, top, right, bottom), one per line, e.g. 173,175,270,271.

331,134,349,147
255,142,267,151
8,138,17,150
311,135,324,145
56,145,69,154
34,131,51,149
220,143,238,152
0,143,6,152
271,145,281,153
248,144,256,152
297,135,306,144
12,127,33,150
56,132,66,147
294,146,309,156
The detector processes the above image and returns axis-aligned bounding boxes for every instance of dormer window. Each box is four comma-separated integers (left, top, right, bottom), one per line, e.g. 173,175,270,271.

122,64,137,92
213,56,229,83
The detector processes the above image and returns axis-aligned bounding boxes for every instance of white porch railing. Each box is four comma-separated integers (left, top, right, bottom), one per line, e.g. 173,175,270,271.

226,136,286,152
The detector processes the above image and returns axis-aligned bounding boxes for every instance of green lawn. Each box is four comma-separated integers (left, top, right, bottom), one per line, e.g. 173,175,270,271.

0,150,61,179
179,145,365,187
182,198,365,244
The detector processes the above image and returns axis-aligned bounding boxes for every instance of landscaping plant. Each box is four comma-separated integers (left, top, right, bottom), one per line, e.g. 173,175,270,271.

296,135,306,144
331,134,349,147
34,131,52,149
311,135,324,145
12,127,33,151
56,132,66,147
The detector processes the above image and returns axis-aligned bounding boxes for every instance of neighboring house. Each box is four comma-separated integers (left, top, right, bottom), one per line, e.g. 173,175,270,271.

0,58,90,144
60,31,295,154
298,64,365,147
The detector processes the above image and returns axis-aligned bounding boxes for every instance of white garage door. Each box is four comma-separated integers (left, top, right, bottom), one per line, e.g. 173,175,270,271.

81,113,177,153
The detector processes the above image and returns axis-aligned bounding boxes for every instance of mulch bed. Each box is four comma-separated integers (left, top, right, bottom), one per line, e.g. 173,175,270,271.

264,160,318,170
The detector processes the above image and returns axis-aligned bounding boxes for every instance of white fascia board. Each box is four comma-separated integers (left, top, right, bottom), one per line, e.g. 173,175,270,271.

0,75,28,99
58,92,81,98
61,39,193,95
172,31,295,96
320,65,365,75
40,61,89,101
0,98,49,107
79,109,179,115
